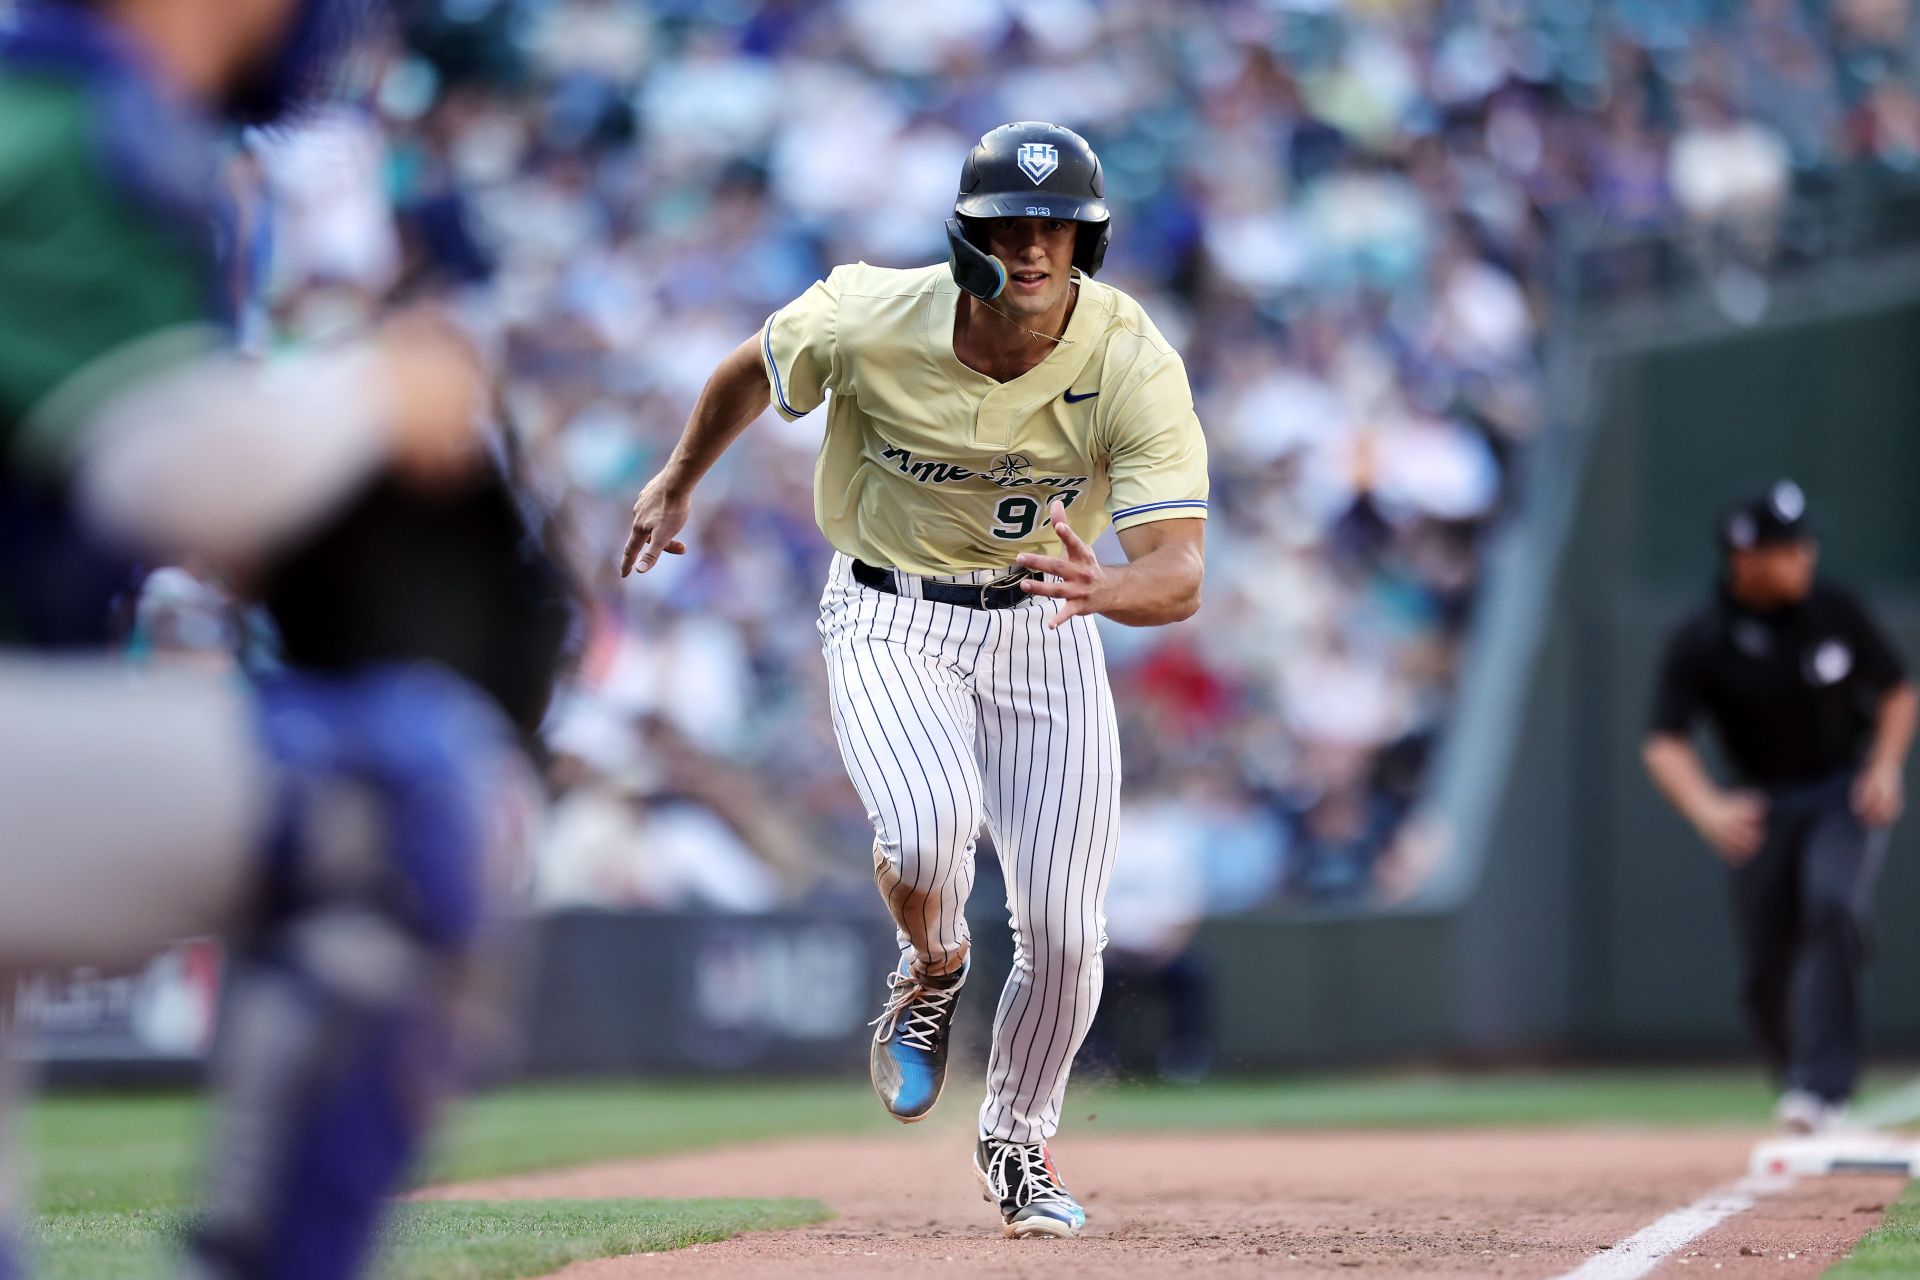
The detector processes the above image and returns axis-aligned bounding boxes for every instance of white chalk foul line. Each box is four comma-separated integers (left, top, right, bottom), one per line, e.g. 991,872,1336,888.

1552,1173,1797,1280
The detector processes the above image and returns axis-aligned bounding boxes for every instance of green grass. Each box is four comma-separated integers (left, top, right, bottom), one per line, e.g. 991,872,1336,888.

23,1200,826,1280
25,1209,187,1280
1831,1180,1920,1277
1063,1067,1818,1133
24,1083,871,1279
371,1201,825,1280
23,1079,890,1212
26,1069,1920,1277
425,1079,891,1182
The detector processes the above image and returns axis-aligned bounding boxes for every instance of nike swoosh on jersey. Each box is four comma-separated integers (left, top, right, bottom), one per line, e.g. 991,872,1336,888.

1063,389,1099,403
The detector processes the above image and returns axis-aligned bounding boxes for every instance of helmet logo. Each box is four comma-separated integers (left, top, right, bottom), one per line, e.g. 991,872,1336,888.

1016,142,1060,185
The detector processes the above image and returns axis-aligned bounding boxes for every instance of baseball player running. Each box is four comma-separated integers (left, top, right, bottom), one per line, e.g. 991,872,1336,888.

623,121,1208,1238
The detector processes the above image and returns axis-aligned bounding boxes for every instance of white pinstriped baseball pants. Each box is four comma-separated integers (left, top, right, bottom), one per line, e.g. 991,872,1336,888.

819,552,1122,1144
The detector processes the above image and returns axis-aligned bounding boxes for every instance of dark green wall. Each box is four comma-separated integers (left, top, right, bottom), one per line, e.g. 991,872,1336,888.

1559,297,1920,1056
1622,305,1920,589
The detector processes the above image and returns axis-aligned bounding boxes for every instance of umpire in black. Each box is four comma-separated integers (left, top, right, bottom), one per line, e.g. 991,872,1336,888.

1643,481,1915,1133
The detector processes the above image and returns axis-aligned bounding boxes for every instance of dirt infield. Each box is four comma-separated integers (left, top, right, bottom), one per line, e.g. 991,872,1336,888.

424,1122,1901,1278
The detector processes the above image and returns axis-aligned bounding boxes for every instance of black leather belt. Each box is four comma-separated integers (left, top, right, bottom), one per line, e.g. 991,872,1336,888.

852,559,1033,610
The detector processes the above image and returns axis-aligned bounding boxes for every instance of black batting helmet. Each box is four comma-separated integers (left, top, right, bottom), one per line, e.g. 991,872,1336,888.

1720,480,1814,553
945,121,1111,301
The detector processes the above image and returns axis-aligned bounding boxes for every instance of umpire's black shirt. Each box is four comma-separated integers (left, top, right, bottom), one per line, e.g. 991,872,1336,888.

1650,582,1906,787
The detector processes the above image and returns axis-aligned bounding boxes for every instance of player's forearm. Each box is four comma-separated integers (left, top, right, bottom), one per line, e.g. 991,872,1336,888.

655,336,770,495
78,346,391,568
1867,682,1918,772
1092,539,1203,626
76,315,488,571
1642,734,1722,824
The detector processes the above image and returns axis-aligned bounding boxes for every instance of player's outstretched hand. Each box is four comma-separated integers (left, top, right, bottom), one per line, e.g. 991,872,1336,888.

621,473,691,577
1015,499,1106,629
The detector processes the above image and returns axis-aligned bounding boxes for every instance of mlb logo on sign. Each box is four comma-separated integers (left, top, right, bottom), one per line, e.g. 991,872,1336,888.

1017,142,1059,185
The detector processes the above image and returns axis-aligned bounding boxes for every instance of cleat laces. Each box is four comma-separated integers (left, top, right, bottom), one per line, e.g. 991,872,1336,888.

870,969,959,1052
984,1140,1077,1214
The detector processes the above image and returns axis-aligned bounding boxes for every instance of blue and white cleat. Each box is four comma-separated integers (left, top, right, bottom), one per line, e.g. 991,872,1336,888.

973,1137,1088,1238
868,955,966,1123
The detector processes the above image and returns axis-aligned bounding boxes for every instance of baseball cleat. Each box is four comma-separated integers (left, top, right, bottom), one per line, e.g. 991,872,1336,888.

973,1136,1087,1238
1776,1088,1850,1135
868,956,966,1122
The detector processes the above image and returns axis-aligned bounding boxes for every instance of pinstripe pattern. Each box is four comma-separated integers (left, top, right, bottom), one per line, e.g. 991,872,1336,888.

820,553,1120,1143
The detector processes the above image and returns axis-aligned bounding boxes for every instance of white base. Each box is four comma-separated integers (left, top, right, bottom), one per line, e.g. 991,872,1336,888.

1749,1134,1920,1177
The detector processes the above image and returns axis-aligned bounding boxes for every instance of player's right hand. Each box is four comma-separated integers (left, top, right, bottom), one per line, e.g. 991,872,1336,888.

1694,790,1767,865
375,309,490,487
621,473,690,576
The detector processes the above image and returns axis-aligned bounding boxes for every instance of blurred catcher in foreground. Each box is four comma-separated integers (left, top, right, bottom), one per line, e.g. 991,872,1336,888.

0,1,566,1277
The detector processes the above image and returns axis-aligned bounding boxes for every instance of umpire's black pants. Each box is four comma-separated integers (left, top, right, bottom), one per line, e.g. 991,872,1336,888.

1729,772,1888,1104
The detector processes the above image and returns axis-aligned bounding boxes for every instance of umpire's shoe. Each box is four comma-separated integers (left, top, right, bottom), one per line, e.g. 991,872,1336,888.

973,1137,1088,1238
868,955,967,1122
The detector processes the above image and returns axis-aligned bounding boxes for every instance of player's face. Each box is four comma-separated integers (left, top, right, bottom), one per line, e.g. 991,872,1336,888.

1729,541,1817,607
983,218,1079,318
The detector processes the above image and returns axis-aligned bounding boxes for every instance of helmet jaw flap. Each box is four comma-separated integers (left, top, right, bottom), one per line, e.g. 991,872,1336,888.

946,218,1009,301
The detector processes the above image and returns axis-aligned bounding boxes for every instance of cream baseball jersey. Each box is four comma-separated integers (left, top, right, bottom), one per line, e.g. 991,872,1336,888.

760,262,1208,576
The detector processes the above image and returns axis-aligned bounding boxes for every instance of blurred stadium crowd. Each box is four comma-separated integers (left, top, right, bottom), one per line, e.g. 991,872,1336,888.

203,0,1920,916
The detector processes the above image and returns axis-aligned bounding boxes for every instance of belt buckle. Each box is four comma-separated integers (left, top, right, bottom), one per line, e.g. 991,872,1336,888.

982,567,1029,609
